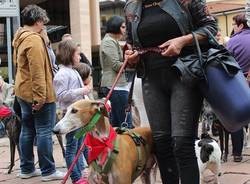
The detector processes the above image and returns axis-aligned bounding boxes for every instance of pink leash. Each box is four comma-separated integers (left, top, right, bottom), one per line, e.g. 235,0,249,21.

61,58,129,184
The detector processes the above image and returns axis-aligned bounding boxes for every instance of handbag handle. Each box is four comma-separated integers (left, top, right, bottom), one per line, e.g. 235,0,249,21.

191,32,207,81
202,28,221,48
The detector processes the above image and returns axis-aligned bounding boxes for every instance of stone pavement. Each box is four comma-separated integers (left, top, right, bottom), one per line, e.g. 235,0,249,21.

0,134,250,184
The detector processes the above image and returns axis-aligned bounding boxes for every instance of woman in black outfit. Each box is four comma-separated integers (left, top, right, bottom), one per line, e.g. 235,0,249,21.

124,0,217,183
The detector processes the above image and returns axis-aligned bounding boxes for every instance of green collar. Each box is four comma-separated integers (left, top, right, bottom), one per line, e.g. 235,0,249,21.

74,110,102,139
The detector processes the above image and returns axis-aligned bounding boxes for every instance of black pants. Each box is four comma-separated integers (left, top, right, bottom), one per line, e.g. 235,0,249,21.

231,128,244,156
142,65,203,184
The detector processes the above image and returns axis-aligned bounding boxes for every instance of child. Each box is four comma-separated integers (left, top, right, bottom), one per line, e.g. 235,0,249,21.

53,40,91,184
74,62,94,100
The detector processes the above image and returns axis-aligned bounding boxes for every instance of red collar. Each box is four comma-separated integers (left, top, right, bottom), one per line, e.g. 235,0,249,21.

84,126,117,166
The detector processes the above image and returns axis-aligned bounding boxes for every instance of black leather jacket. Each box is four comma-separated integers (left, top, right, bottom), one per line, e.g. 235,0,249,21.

124,0,218,47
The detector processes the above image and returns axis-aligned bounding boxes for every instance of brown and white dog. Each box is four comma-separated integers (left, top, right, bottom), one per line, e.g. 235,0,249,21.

53,99,156,184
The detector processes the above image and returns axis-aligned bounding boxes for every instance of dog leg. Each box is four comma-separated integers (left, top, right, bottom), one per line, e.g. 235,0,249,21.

140,156,157,184
218,127,225,162
209,163,221,184
88,171,105,184
243,127,247,148
245,125,250,148
200,171,206,184
224,130,229,162
8,139,15,174
201,121,207,135
131,100,141,128
56,134,65,158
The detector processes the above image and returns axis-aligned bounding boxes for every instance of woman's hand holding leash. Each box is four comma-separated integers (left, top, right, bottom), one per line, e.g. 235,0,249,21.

124,49,140,65
159,34,193,57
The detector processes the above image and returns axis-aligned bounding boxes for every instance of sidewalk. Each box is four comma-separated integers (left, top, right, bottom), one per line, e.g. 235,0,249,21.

0,134,250,184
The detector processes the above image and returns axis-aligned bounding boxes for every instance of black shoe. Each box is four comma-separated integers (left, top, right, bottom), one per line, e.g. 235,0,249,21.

233,155,242,162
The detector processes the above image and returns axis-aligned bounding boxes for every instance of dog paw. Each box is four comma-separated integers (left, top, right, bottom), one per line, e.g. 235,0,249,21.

222,154,228,162
3,170,10,174
246,144,250,148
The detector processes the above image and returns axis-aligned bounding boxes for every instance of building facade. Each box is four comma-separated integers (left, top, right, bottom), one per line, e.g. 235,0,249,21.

0,0,247,82
0,0,100,82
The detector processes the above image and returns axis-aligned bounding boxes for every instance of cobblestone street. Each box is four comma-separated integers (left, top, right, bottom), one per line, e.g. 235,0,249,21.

1,132,250,184
1,79,250,183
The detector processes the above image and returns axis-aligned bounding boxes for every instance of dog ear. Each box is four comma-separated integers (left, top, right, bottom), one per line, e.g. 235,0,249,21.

91,102,103,111
200,144,214,163
91,101,109,116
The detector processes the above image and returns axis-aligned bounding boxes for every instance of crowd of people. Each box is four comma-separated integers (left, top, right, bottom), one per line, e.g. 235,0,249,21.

11,4,92,184
0,1,250,184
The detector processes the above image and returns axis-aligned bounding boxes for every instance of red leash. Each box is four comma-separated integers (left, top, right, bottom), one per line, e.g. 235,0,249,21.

103,58,128,104
61,58,128,184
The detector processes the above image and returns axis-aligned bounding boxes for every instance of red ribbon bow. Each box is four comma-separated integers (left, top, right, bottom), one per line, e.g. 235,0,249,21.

84,126,117,166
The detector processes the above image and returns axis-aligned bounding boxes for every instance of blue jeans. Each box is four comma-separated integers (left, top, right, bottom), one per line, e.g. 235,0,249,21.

17,97,56,176
65,128,87,182
101,87,133,129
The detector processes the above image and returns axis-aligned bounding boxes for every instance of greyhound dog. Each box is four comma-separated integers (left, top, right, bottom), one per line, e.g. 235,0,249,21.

1,104,65,174
1,112,21,174
53,99,157,184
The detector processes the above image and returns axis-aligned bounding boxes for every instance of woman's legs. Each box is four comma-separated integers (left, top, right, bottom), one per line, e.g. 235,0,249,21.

142,66,202,184
142,69,179,184
173,136,200,184
18,98,57,176
171,69,203,184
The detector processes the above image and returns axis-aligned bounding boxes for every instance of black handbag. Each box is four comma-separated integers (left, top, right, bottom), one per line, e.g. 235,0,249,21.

173,28,250,132
172,29,240,87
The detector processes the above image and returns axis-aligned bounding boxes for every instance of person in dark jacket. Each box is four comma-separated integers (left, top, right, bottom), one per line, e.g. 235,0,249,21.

124,0,217,183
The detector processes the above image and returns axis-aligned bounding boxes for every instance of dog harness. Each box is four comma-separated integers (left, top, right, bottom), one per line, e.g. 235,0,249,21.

116,127,148,181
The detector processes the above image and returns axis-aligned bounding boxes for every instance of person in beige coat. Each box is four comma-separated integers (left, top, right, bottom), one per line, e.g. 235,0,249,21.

12,4,64,181
99,16,133,129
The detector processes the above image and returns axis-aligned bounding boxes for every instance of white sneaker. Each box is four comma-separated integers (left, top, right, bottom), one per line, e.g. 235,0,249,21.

41,170,65,182
18,169,41,179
